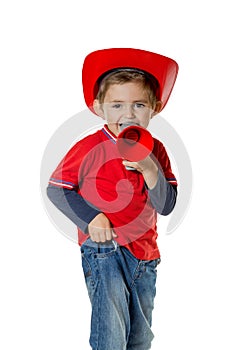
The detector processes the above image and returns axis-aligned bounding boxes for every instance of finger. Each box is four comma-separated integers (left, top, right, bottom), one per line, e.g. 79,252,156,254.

122,160,139,170
90,231,101,243
122,160,134,166
112,231,118,238
99,230,108,243
105,229,113,241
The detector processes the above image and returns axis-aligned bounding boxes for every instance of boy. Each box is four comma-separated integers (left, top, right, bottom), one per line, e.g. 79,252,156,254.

47,48,178,350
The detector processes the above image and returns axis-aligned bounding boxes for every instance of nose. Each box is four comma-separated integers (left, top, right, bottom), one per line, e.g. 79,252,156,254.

124,104,135,119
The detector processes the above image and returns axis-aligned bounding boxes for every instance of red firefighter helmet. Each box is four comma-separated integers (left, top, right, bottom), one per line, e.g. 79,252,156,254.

82,48,178,114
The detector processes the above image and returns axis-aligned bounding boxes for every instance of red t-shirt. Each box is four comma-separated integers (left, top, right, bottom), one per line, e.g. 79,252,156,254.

49,125,177,260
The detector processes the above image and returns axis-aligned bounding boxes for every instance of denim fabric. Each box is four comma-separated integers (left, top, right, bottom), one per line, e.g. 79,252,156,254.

81,238,160,350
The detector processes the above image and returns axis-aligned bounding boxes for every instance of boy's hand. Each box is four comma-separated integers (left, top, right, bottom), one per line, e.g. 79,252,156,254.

88,213,117,243
123,156,159,189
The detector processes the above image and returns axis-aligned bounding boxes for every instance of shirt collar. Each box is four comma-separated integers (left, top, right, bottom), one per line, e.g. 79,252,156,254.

101,124,117,143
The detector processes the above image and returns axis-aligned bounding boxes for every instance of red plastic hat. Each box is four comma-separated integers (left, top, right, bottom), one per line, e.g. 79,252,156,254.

82,48,178,114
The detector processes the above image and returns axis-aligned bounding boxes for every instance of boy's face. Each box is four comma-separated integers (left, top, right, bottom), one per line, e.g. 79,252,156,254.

94,82,161,136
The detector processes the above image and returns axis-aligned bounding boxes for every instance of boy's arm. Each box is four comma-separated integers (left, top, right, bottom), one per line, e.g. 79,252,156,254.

47,185,117,242
147,169,177,215
123,154,177,215
47,184,101,233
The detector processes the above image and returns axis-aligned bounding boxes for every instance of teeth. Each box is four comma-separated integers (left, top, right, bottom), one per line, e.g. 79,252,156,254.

119,122,137,131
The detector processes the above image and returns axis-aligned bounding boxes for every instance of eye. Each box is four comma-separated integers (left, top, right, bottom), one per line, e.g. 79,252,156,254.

134,103,145,108
111,103,122,109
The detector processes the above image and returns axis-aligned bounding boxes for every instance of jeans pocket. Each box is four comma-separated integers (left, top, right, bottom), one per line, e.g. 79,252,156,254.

90,240,118,259
81,253,92,279
81,253,97,302
94,245,118,259
146,257,161,268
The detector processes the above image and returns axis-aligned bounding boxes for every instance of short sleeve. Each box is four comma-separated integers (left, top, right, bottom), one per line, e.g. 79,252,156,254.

152,139,178,187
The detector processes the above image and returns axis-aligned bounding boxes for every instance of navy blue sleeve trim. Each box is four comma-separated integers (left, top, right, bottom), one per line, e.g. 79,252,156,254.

148,170,177,216
47,184,101,233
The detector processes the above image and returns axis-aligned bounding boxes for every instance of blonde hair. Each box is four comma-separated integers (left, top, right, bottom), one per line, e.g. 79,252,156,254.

95,69,159,109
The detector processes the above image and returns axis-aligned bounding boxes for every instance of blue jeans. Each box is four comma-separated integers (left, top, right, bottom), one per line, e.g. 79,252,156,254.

81,238,160,350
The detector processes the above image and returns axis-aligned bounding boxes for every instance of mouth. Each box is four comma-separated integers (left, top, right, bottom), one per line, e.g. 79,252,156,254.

119,122,139,131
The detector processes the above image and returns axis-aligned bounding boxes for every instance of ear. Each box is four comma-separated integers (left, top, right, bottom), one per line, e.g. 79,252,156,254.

151,100,162,118
93,99,105,119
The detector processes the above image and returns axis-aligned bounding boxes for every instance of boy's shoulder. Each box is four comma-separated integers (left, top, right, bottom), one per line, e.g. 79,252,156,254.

152,136,169,160
71,128,104,149
62,128,104,162
152,136,165,150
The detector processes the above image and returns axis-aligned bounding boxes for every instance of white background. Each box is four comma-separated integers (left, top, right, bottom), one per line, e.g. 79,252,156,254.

1,1,232,349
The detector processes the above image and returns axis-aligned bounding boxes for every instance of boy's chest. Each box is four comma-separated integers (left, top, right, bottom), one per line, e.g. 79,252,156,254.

78,144,148,211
